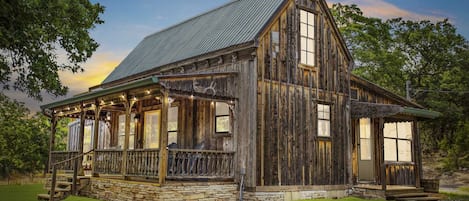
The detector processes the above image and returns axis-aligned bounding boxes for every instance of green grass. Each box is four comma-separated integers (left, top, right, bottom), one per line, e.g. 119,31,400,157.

0,183,46,201
298,197,385,201
441,192,469,200
458,186,469,192
0,184,101,201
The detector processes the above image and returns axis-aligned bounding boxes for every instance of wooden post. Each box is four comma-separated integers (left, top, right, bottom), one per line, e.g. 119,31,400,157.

92,102,101,176
413,121,421,188
72,158,79,195
378,118,386,190
50,166,57,201
158,91,169,184
121,95,135,178
78,104,85,176
48,116,57,173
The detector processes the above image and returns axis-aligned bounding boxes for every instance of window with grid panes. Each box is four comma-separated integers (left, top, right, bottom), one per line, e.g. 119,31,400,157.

300,10,316,66
384,122,412,162
317,104,330,137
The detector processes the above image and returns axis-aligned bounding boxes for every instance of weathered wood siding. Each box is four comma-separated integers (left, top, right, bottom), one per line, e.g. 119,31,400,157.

256,0,351,186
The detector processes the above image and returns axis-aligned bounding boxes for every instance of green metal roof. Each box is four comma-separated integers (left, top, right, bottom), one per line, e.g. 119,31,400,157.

402,107,441,119
41,77,159,110
102,0,285,84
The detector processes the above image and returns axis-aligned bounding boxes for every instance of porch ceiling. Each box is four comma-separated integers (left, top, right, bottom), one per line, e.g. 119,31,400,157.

41,76,160,111
351,101,440,119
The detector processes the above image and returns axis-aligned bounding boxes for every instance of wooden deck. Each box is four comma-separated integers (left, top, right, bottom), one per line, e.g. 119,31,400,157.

353,184,443,200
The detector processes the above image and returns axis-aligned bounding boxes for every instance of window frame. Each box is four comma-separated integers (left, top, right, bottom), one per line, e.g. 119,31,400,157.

299,9,316,67
214,102,231,134
167,105,179,146
317,103,331,137
117,113,136,150
384,122,413,162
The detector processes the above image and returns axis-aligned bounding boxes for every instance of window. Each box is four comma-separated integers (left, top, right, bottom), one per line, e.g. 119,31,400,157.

118,114,135,149
359,118,372,160
317,104,330,137
300,10,316,66
168,106,178,145
144,110,160,149
215,102,230,133
384,122,412,162
351,88,358,100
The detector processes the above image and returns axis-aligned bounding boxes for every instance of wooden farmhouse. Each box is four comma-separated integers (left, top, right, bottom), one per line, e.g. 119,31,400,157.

41,0,439,200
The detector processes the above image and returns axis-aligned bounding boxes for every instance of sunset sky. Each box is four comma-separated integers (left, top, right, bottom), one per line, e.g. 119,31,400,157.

9,0,469,113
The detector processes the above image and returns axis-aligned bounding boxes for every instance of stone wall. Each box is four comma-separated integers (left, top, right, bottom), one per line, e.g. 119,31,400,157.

82,178,349,201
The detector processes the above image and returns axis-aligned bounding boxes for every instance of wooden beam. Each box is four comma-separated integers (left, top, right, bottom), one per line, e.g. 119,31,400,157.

378,118,386,190
92,101,101,176
158,90,169,184
47,116,57,172
413,121,422,188
78,103,85,176
351,101,403,118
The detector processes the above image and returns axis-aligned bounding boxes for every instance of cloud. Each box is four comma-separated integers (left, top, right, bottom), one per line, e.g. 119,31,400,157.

328,0,447,22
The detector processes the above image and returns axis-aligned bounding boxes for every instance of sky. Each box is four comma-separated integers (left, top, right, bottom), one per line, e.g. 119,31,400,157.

8,0,469,113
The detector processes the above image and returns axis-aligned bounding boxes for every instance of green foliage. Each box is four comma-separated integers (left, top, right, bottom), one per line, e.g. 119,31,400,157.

331,3,469,170
0,0,104,100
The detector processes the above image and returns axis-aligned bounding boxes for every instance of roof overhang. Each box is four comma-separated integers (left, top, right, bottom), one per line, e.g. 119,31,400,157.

41,76,159,111
351,101,440,119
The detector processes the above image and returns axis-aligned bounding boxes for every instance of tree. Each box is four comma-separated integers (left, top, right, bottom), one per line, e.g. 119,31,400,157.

331,3,469,170
0,0,104,100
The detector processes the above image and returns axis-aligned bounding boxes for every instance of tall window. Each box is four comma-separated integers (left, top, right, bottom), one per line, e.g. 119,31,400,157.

215,102,230,133
144,110,160,149
167,106,178,145
300,10,316,66
317,104,330,137
118,114,135,149
384,122,412,162
359,118,372,160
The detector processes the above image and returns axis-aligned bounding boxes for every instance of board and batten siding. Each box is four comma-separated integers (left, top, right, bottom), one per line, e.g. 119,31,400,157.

256,0,352,186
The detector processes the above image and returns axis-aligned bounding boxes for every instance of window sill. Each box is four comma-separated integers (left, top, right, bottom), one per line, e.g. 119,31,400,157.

215,132,232,137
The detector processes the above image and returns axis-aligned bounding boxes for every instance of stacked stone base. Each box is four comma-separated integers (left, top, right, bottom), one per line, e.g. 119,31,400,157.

82,177,349,201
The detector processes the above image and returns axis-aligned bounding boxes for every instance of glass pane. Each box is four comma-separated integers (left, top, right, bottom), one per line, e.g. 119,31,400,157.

308,12,315,25
384,138,397,161
308,25,314,38
216,116,230,133
359,118,371,139
271,31,279,44
118,114,135,149
129,135,134,150
307,52,315,66
301,37,307,51
360,139,371,160
300,10,307,23
384,123,397,138
307,38,314,52
118,136,124,149
398,122,412,139
318,119,330,137
144,110,161,149
300,50,307,64
216,102,229,116
398,140,412,162
168,106,178,132
168,131,178,147
300,23,307,37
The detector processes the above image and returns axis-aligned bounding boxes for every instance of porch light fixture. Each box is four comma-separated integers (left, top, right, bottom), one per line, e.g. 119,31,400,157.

110,101,114,105
66,107,70,110
190,94,194,100
100,100,105,105
106,112,111,120
134,113,141,123
120,95,125,100
133,97,137,101
146,89,151,95
211,101,215,106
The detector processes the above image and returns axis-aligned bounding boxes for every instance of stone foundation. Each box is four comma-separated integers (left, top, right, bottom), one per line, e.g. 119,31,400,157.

82,177,349,201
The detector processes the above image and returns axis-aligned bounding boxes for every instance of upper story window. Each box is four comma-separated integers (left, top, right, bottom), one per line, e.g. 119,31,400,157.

300,10,316,66
215,102,231,134
317,104,330,137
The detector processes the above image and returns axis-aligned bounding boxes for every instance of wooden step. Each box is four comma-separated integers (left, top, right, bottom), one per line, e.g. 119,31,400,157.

37,193,61,200
395,196,441,201
387,193,429,199
49,186,71,193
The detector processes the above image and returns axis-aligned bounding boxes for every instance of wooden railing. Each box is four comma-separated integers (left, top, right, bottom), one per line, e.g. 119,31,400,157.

125,149,160,178
50,151,79,171
167,149,235,179
94,149,123,175
385,162,415,186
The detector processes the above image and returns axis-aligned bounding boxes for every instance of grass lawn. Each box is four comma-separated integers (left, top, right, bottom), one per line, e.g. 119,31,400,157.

298,197,385,201
0,184,100,201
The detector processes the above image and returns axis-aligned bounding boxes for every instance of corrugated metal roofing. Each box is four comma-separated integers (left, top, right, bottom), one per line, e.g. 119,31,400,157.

103,0,285,84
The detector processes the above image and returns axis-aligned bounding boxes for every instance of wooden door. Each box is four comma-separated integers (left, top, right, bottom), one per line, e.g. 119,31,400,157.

358,118,374,181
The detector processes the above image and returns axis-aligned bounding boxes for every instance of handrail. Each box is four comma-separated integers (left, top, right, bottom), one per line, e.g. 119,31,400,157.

50,149,94,201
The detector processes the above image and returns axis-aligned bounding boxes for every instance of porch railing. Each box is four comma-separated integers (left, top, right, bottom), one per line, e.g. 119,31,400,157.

167,149,235,179
125,149,160,178
385,162,415,186
50,151,79,171
94,149,123,175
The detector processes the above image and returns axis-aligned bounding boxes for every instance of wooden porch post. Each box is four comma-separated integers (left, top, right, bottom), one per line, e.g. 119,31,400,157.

78,103,86,175
378,118,386,190
92,102,101,176
158,90,169,184
121,95,135,178
413,121,422,188
47,115,57,172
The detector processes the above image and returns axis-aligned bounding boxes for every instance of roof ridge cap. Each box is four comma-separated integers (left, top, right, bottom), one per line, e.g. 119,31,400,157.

143,0,241,40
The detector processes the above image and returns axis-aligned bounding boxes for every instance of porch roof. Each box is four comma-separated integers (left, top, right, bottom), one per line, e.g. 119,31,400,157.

41,76,159,110
351,101,440,119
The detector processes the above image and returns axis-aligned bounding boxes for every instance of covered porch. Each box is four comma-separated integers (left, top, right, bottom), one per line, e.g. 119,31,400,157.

43,72,238,184
350,101,440,191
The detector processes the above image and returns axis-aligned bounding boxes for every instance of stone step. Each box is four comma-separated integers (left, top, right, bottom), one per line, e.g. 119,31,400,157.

387,193,429,199
395,196,441,201
37,193,61,201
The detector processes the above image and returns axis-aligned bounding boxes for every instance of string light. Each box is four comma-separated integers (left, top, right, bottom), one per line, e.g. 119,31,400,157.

120,95,125,100
190,94,194,100
110,101,114,105
146,90,151,95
